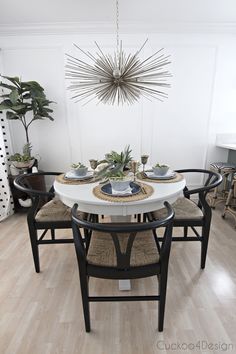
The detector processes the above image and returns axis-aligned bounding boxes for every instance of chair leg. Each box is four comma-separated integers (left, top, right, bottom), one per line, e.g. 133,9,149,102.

51,229,55,240
28,225,40,273
184,226,188,237
158,271,168,332
210,186,218,208
200,225,210,269
79,270,91,332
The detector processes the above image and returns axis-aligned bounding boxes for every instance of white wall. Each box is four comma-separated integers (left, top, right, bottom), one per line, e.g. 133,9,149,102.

0,28,236,182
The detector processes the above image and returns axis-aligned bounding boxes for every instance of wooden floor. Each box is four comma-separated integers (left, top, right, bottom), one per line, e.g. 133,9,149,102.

1,207,236,354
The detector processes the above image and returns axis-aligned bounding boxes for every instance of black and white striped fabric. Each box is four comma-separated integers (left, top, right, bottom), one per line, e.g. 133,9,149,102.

210,162,236,172
0,112,14,221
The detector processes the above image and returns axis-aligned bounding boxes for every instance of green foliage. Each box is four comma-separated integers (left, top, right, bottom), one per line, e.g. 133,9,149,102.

9,144,33,162
71,162,86,169
96,145,132,179
105,170,126,178
105,145,132,167
22,143,32,156
154,163,168,167
0,75,55,149
9,153,32,162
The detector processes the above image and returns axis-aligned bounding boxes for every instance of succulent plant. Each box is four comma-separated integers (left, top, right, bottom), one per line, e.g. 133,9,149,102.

71,162,86,169
9,143,34,162
154,163,168,168
96,145,132,179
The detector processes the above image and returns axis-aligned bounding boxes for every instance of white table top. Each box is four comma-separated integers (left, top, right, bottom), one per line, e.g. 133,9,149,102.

54,177,186,216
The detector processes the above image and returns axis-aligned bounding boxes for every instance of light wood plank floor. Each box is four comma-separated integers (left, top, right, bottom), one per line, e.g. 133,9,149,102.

0,208,236,354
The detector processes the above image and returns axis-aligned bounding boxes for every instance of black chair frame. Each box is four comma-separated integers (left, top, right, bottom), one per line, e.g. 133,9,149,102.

146,169,222,269
14,172,74,273
72,202,174,332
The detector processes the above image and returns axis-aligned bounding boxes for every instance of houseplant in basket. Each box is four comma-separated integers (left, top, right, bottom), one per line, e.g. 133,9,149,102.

0,75,54,170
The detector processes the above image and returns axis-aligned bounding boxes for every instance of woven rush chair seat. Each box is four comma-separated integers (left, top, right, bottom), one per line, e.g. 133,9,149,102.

146,169,222,269
87,230,160,268
72,202,174,332
14,172,89,273
152,197,203,221
35,199,86,222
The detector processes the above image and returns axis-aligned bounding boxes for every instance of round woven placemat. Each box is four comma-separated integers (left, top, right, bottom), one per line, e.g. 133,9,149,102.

136,171,184,183
93,182,154,202
56,173,99,185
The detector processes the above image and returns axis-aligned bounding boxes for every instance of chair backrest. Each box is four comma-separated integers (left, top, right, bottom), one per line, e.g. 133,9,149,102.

14,172,61,217
72,202,174,271
14,172,61,198
176,168,222,195
176,168,222,216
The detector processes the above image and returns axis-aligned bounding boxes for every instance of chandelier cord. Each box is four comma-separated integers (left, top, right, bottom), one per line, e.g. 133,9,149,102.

116,0,119,56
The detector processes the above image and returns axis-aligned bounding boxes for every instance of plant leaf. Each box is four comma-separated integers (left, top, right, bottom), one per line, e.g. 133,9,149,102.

6,111,20,120
9,89,19,105
1,75,20,87
0,99,13,109
0,82,16,91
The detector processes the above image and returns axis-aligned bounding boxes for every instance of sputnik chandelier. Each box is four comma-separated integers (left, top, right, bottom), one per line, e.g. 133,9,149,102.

65,0,171,105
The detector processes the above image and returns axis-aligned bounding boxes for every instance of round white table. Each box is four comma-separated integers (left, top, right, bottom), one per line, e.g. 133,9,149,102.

54,177,186,217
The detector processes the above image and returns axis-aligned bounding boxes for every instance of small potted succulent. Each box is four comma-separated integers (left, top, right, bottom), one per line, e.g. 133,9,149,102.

153,163,169,176
71,162,88,176
9,143,35,170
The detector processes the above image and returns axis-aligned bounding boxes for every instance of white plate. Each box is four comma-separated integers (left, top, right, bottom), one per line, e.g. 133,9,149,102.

145,170,176,180
64,171,94,180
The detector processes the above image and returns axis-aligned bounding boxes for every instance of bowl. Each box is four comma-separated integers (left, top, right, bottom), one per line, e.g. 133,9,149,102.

72,167,88,176
12,159,35,169
109,177,131,191
153,165,169,176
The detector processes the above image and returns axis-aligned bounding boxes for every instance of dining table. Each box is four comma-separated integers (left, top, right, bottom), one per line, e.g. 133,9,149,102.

54,174,185,216
54,171,186,290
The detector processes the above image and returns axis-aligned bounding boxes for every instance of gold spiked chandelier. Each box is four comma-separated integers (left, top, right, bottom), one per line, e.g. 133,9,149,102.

65,0,172,105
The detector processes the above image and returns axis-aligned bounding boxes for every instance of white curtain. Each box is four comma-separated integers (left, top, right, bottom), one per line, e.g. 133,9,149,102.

0,112,14,221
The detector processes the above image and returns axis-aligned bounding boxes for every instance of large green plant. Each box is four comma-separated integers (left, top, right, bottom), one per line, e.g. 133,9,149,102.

0,75,54,154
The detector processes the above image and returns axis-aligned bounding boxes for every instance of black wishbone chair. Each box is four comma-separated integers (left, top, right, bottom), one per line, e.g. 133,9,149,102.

146,169,222,269
71,202,174,332
14,172,88,273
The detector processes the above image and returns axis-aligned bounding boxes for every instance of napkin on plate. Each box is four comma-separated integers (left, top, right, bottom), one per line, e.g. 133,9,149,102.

111,186,133,195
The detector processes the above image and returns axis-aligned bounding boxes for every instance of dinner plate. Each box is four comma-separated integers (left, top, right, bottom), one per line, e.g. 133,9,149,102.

64,171,94,180
145,170,176,180
101,182,141,197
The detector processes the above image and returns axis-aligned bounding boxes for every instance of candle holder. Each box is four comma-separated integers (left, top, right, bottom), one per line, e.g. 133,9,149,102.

130,160,139,181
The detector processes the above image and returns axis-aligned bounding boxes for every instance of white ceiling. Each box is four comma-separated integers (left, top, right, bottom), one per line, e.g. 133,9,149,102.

1,0,236,25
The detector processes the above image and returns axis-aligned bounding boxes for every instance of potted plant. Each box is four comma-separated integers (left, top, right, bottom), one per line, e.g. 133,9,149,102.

108,171,132,192
0,75,54,164
97,145,133,191
9,143,35,169
152,163,169,176
71,162,88,176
